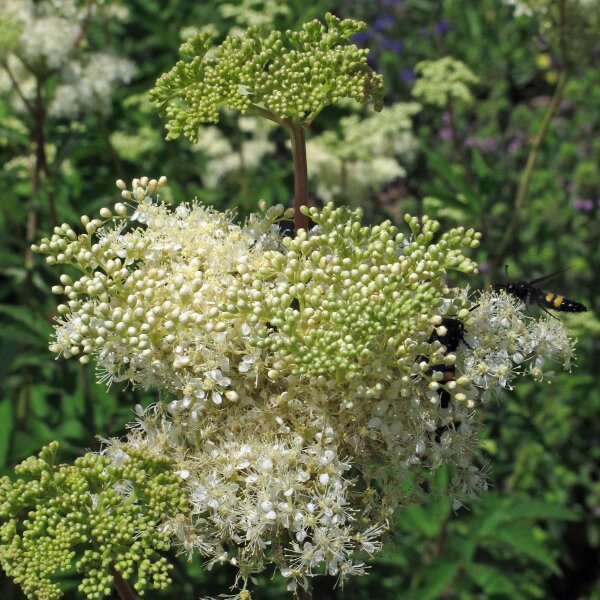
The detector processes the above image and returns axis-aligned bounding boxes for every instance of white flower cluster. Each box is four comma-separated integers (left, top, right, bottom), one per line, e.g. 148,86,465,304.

460,291,574,399
0,0,82,72
218,0,290,29
35,178,576,598
192,117,276,189
307,103,420,204
51,52,134,117
0,0,133,117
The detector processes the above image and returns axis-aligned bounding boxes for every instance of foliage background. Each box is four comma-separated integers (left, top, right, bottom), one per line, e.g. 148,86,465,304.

0,0,598,598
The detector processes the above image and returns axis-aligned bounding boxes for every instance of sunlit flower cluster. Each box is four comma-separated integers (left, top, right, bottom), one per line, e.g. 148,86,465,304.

460,291,575,399
307,102,420,203
30,178,576,598
0,0,83,73
149,13,384,141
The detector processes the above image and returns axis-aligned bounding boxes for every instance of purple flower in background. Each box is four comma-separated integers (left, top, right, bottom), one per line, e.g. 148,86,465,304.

374,14,395,31
559,99,574,111
399,68,416,82
465,137,500,152
573,198,595,212
352,31,371,46
380,38,403,53
439,127,454,141
436,20,450,35
508,136,524,154
478,261,489,274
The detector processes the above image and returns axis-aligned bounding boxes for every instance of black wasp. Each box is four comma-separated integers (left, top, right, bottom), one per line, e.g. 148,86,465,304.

428,317,469,409
496,266,587,317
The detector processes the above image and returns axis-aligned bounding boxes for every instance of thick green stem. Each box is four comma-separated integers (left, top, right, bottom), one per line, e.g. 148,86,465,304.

289,121,309,232
246,105,310,232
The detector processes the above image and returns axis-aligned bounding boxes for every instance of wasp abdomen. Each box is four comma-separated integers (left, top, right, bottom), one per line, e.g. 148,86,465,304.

543,292,587,312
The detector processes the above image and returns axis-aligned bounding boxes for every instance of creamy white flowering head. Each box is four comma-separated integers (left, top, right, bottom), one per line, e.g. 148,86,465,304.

35,179,580,597
34,176,292,403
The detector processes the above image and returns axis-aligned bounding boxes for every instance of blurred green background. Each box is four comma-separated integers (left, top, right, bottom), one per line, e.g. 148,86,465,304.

0,0,598,598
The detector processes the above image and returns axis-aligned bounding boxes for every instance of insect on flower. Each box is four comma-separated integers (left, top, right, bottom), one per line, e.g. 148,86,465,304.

496,265,588,318
428,317,470,409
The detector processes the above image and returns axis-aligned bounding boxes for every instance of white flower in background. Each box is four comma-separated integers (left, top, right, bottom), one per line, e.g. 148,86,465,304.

459,290,575,396
307,102,420,204
51,52,134,117
192,117,276,189
0,0,132,118
412,57,479,107
0,0,86,72
218,0,290,29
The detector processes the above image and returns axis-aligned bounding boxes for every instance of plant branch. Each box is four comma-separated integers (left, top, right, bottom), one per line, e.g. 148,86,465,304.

3,61,35,116
246,104,289,128
289,120,309,232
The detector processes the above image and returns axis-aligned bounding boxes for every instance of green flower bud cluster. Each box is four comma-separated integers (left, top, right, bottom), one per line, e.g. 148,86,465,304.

0,442,188,600
255,204,480,382
149,13,384,141
412,57,479,108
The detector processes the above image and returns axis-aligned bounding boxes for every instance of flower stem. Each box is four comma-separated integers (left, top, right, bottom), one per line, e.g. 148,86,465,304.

288,120,309,233
110,566,137,600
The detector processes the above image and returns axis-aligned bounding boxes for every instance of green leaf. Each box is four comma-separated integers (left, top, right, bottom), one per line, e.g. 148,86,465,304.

503,497,580,522
490,526,560,573
400,499,451,537
466,562,525,598
399,560,462,600
471,148,491,178
0,304,51,337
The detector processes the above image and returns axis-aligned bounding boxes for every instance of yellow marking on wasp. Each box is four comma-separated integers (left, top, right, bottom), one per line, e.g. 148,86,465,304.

553,295,564,308
545,292,554,302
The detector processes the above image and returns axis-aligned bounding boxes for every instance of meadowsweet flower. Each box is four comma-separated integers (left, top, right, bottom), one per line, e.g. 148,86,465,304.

30,178,578,597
